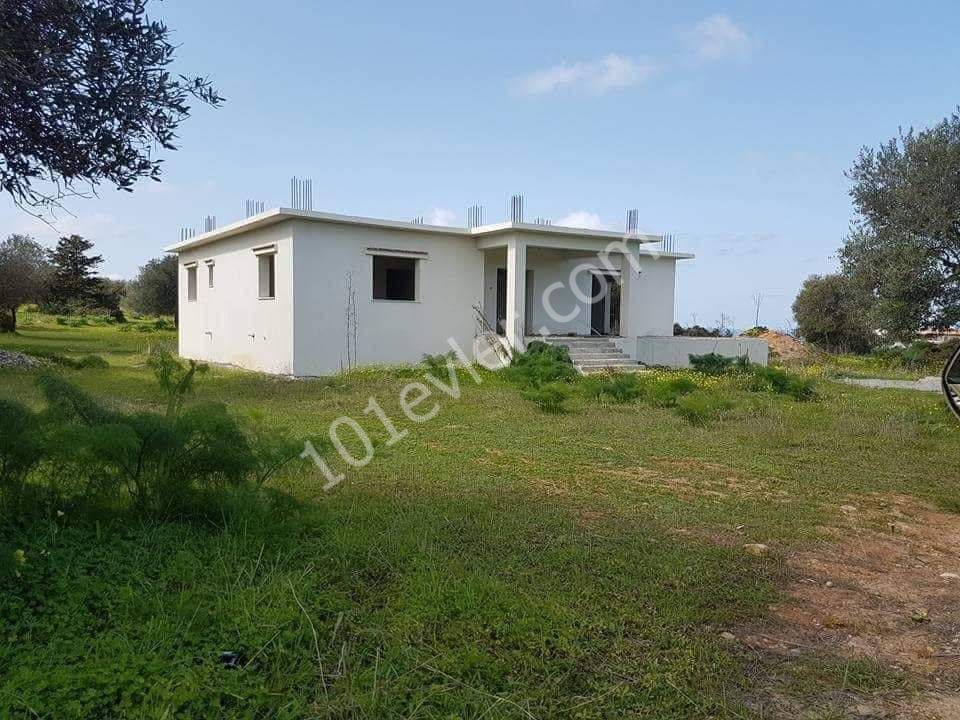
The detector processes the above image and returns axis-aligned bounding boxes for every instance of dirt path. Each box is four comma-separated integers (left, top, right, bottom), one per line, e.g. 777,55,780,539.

841,376,942,393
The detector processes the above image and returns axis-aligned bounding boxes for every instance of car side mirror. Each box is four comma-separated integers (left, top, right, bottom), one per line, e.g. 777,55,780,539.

943,343,960,421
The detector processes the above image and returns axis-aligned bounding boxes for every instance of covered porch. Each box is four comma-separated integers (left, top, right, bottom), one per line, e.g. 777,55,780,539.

476,230,650,353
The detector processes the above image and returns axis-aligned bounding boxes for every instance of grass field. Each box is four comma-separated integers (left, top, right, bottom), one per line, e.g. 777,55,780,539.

793,352,947,382
1,317,958,718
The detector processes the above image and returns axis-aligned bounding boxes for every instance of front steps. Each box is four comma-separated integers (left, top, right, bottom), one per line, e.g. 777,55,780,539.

528,336,642,374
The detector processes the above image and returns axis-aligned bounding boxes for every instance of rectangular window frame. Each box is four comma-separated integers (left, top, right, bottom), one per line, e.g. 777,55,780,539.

369,250,424,303
184,262,198,302
254,246,277,300
205,259,215,288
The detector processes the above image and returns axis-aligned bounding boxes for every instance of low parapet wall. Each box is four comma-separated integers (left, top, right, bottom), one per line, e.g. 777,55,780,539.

631,336,769,368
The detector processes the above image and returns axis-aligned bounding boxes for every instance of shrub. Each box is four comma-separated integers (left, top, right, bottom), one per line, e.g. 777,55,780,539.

938,497,960,514
785,376,816,401
147,345,208,417
673,323,732,338
581,372,645,404
504,342,577,389
747,365,816,401
602,373,641,404
5,357,301,522
526,340,572,364
688,353,732,375
675,390,734,425
871,339,959,370
504,342,579,413
74,354,109,369
522,382,572,414
746,365,789,394
646,376,698,407
742,326,768,337
422,351,455,376
688,353,752,375
24,350,109,370
581,375,606,401
686,353,817,403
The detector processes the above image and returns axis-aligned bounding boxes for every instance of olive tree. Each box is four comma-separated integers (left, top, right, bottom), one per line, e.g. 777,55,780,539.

0,0,222,211
841,110,960,339
0,234,50,331
792,274,875,353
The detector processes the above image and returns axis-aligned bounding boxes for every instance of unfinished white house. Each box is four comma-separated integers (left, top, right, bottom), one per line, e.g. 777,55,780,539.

165,206,766,375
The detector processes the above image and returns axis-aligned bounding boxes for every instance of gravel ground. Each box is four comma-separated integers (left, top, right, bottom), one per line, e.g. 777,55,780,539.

0,349,39,368
840,375,941,393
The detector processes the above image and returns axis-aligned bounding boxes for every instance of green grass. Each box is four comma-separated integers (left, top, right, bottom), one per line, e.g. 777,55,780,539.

782,351,945,381
1,318,959,718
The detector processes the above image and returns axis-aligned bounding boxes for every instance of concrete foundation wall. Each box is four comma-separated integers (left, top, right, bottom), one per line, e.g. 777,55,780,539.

635,336,769,368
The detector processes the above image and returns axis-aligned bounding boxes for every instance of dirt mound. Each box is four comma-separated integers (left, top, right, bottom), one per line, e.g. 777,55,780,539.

746,330,812,362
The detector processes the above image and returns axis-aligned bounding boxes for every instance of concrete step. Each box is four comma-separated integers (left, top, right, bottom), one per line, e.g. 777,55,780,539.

549,344,620,352
542,337,615,343
555,344,619,353
532,336,617,344
580,365,646,374
567,351,628,357
577,358,638,367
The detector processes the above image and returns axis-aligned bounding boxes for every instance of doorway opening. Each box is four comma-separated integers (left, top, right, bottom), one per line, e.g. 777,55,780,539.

590,273,621,336
495,268,506,335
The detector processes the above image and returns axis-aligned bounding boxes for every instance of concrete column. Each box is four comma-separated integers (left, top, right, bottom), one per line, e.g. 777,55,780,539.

619,247,640,337
505,237,527,353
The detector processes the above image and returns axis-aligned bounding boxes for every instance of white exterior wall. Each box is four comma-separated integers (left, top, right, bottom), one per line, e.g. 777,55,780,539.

177,222,294,374
627,255,677,336
525,248,597,336
291,221,482,376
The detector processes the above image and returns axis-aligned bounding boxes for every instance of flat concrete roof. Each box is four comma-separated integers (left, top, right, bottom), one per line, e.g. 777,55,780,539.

163,208,692,259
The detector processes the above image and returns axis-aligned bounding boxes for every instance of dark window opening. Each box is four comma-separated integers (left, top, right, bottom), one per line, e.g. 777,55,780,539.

373,255,417,301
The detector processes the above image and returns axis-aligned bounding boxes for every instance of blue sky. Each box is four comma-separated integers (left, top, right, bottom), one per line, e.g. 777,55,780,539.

4,0,960,330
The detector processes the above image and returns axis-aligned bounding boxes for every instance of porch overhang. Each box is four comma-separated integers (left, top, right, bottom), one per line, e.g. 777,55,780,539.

473,226,692,259
479,227,692,355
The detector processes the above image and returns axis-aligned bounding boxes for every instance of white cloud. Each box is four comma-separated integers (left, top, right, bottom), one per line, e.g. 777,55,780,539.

425,207,457,226
556,211,608,230
688,14,751,62
515,54,657,96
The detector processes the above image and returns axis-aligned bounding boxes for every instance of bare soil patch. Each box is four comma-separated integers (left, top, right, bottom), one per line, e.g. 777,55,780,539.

614,456,790,502
737,495,960,717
